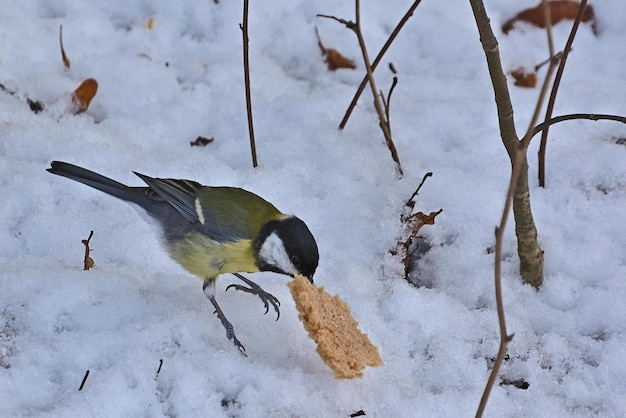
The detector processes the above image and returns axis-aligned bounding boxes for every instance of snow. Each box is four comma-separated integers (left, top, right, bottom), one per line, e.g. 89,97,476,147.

1,0,625,416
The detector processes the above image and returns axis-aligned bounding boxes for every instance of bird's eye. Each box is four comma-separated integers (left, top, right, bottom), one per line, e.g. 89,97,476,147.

291,255,301,268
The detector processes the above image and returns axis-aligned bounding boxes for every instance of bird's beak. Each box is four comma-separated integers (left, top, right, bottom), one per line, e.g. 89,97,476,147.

307,274,314,284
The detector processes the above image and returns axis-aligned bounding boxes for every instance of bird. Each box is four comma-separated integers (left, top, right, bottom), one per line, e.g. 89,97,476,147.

47,161,319,353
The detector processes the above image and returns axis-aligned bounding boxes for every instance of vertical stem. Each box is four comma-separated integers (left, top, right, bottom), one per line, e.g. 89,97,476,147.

339,0,423,130
538,0,588,187
242,0,258,168
354,0,403,176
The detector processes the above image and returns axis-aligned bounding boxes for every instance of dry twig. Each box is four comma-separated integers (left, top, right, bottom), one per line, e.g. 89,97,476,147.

532,113,626,137
78,369,90,391
81,230,95,270
240,0,257,168
319,0,403,176
339,0,423,130
538,0,588,187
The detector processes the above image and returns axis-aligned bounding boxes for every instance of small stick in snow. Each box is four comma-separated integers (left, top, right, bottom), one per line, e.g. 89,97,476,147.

79,369,90,391
155,359,163,379
81,230,95,270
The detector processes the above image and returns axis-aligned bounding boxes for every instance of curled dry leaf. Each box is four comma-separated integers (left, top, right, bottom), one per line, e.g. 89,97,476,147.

315,27,356,71
395,209,443,275
71,78,98,114
81,230,95,270
502,1,596,35
510,67,537,88
324,49,357,71
84,256,95,270
59,24,70,69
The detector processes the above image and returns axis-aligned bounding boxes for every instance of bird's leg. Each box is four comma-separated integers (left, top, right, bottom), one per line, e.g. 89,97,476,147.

226,273,281,320
203,278,246,356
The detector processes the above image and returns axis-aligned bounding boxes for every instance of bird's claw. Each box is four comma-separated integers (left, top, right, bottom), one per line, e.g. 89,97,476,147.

230,333,247,357
213,309,247,357
226,281,281,320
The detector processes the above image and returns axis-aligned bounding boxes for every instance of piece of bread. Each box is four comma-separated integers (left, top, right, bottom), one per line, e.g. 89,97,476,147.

288,274,382,378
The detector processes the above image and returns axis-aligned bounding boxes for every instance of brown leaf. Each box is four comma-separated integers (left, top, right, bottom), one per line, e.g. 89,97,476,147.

510,67,537,88
81,230,95,270
143,17,157,30
84,256,95,270
395,209,443,274
315,27,356,71
71,78,98,114
59,24,70,69
502,1,596,35
324,49,357,71
414,210,442,227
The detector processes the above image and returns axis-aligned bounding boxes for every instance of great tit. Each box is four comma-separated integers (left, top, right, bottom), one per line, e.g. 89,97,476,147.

47,161,319,353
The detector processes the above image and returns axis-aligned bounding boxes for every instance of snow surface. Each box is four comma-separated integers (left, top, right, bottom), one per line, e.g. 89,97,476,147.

1,0,625,416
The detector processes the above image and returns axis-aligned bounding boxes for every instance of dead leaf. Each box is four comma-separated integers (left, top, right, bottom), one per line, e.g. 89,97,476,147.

394,208,443,275
315,27,356,71
84,256,95,270
190,136,215,147
502,1,596,35
81,230,95,270
413,210,441,227
59,24,70,69
0,81,45,113
324,49,357,71
510,67,537,88
143,17,156,30
71,78,98,114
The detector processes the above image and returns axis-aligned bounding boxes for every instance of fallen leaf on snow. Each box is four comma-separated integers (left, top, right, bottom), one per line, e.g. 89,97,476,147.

502,1,596,35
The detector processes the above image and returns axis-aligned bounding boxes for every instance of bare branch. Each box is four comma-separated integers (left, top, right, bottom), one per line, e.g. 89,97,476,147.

532,113,626,138
339,0,423,130
538,0,588,187
320,1,403,176
241,0,258,168
383,76,399,135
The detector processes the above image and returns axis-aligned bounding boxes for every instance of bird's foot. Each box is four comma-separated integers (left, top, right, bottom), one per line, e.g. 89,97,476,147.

228,273,281,320
206,289,247,356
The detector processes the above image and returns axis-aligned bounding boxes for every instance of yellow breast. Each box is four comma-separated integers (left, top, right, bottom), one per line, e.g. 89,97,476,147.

167,232,260,279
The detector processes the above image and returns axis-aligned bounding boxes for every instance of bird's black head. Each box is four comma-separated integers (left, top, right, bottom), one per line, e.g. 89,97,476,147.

254,216,319,282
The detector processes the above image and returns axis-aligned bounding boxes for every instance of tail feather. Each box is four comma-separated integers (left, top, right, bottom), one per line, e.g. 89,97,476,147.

48,161,193,241
47,161,147,206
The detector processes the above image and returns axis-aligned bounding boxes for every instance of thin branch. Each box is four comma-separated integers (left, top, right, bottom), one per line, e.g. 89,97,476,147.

534,51,562,71
406,172,433,207
316,14,353,29
241,0,258,168
338,0,423,130
522,21,559,144
532,113,626,138
543,1,555,66
319,3,403,176
538,0,588,187
383,76,399,135
354,0,402,176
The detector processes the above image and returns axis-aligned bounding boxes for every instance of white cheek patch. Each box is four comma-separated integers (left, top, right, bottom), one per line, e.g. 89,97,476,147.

195,198,205,225
259,231,297,274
